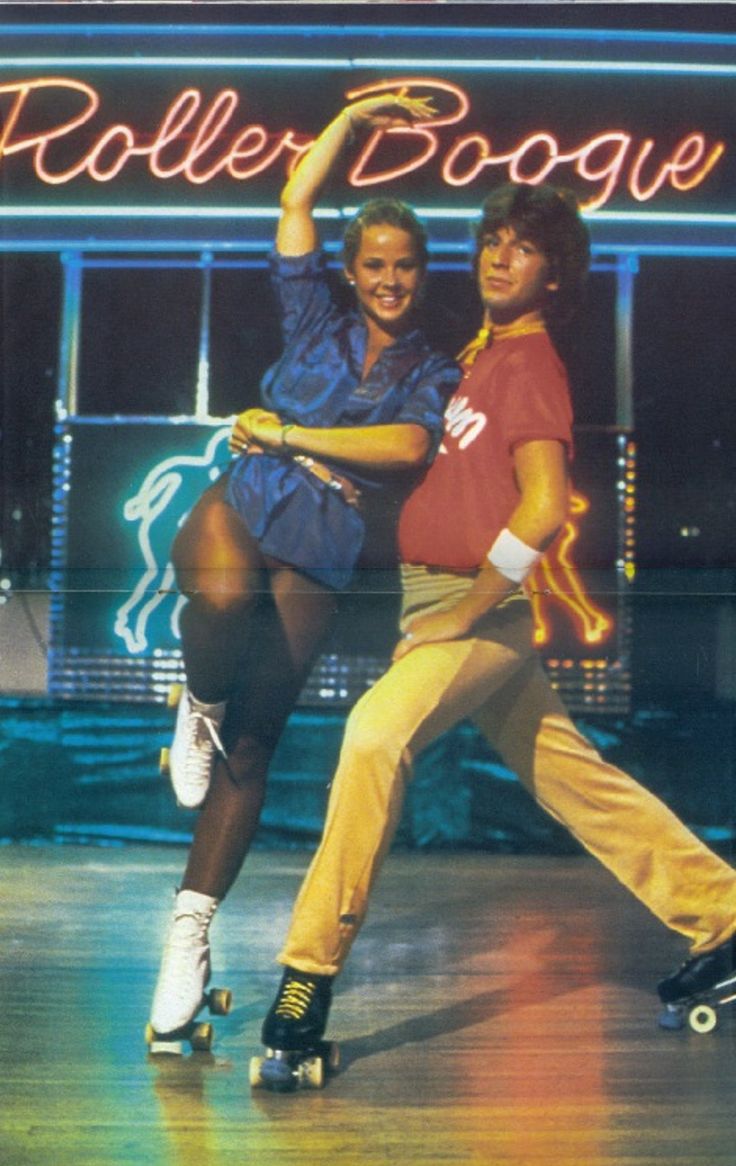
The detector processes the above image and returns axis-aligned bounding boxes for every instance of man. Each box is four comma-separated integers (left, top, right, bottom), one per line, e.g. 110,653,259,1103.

258,183,736,1069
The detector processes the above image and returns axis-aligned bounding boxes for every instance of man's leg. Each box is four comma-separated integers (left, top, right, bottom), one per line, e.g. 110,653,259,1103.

473,656,736,954
278,632,528,977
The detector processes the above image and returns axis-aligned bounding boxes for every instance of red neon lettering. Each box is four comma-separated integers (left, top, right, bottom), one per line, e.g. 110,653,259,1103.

506,133,562,185
183,90,241,184
226,125,269,176
669,134,724,191
627,138,667,202
0,77,100,185
574,133,631,212
86,125,137,182
442,135,493,186
227,129,303,180
629,132,725,199
149,90,203,178
0,76,725,210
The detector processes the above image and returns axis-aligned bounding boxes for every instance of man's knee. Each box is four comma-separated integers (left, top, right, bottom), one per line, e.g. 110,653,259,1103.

340,692,412,774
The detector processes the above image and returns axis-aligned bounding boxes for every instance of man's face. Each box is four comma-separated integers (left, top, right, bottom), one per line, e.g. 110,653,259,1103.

477,224,558,323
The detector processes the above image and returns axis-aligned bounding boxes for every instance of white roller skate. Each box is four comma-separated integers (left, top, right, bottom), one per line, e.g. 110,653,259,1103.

145,890,232,1055
161,687,227,809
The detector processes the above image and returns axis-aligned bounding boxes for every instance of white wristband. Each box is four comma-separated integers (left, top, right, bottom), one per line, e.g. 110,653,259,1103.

486,528,542,584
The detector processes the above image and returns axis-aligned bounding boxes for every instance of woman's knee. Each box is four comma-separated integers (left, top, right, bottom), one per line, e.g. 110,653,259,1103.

180,583,257,621
228,734,272,772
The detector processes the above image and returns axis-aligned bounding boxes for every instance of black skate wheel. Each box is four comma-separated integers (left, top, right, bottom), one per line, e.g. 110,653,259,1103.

657,1003,685,1030
259,1053,298,1092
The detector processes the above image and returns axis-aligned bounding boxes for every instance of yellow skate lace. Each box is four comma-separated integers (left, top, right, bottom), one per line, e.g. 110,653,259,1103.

274,978,316,1020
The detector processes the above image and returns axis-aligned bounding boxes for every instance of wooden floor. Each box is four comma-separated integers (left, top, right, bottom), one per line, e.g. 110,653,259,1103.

1,843,734,1166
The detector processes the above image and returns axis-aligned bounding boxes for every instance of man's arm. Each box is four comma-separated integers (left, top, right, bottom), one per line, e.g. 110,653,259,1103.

393,439,569,659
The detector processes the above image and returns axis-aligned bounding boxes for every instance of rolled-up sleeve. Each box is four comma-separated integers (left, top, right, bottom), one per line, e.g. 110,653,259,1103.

269,249,337,346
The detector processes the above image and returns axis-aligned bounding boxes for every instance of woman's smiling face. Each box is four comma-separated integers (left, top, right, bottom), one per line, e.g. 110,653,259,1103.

346,223,424,338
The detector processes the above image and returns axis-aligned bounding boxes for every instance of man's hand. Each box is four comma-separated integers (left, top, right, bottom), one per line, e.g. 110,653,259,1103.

392,607,473,662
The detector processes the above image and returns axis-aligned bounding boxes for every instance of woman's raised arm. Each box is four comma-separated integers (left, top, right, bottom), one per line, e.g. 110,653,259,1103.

276,94,437,257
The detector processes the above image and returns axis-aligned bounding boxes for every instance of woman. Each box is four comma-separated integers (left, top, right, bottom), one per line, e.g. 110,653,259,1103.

147,93,460,1047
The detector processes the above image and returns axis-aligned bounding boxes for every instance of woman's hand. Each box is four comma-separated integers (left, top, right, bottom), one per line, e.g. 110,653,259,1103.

230,409,284,454
342,93,437,131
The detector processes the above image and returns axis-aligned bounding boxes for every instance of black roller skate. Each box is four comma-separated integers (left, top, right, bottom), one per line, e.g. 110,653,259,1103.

657,933,736,1033
250,967,338,1091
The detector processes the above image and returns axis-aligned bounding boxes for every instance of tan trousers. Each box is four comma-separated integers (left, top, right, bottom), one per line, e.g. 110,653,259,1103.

280,570,736,975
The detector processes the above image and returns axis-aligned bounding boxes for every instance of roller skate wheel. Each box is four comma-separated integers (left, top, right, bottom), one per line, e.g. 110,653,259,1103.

259,1052,297,1091
159,747,171,776
146,1029,186,1055
167,683,183,709
657,1004,686,1031
208,987,232,1016
326,1042,340,1072
190,1022,214,1052
249,1056,265,1088
688,1004,718,1034
300,1055,325,1090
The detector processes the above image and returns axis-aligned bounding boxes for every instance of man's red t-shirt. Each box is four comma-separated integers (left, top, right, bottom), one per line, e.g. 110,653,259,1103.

398,331,573,571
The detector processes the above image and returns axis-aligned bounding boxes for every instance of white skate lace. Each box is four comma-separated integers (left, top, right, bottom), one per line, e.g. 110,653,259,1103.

186,711,226,782
150,903,215,1031
274,978,317,1020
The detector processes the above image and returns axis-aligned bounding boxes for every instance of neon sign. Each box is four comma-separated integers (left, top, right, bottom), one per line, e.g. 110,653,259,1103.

114,427,230,654
0,76,725,210
527,493,614,648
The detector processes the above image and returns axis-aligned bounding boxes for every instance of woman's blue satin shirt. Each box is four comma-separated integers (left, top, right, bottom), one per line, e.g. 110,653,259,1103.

225,248,460,589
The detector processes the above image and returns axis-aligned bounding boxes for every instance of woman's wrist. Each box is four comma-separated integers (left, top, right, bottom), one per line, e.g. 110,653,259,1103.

340,108,357,143
281,423,297,449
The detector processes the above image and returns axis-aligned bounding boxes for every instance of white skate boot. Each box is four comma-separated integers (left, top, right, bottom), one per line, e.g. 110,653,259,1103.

165,688,227,809
146,889,232,1055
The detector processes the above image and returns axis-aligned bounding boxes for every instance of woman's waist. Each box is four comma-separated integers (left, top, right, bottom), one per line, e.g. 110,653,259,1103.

231,448,363,508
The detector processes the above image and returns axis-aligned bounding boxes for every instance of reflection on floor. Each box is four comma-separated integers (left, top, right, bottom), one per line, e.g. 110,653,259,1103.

1,843,734,1166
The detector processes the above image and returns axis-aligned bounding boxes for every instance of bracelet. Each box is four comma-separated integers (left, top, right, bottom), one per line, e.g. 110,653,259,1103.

486,528,542,585
281,423,296,448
